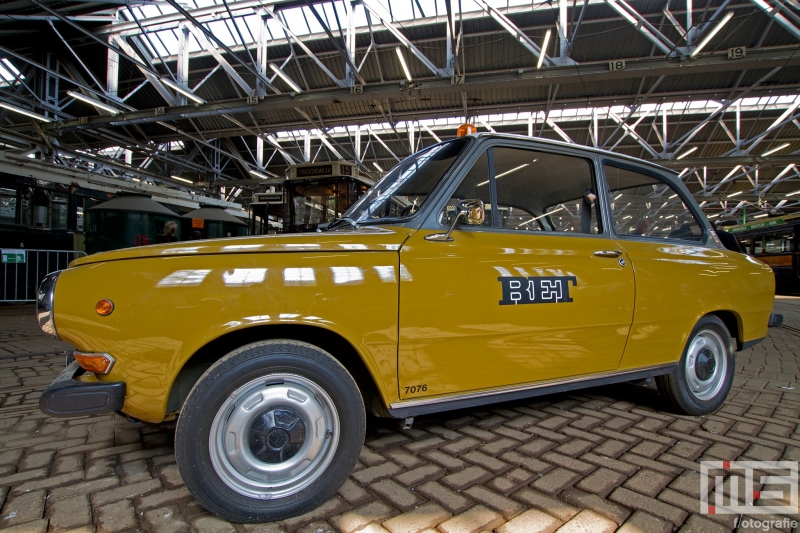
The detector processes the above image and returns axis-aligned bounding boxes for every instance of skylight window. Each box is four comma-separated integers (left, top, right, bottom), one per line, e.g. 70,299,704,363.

122,0,601,60
263,95,800,147
0,59,23,87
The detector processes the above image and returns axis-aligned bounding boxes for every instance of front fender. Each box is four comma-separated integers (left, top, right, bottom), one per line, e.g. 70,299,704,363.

54,252,400,423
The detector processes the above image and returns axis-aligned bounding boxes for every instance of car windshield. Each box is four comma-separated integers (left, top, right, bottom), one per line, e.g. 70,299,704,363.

343,137,470,224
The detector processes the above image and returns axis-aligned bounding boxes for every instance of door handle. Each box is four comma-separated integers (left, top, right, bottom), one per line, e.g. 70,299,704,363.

593,250,622,258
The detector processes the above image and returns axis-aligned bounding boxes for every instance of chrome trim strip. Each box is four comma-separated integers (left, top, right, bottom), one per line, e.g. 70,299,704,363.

73,351,116,374
36,271,61,338
389,363,675,410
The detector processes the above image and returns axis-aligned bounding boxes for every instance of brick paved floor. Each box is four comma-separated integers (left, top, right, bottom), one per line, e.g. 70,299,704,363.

1,302,799,533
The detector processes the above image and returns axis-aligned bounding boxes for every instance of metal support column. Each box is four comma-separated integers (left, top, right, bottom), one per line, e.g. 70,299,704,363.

107,37,119,99
212,138,221,186
445,0,456,76
345,0,357,86
736,100,741,150
686,0,693,44
177,24,190,105
43,52,59,118
256,9,270,96
559,0,568,63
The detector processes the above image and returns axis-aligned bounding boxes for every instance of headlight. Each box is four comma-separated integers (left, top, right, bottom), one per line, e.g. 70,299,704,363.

37,271,61,337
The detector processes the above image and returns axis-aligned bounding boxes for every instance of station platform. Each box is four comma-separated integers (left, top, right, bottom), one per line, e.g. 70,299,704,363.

0,300,798,533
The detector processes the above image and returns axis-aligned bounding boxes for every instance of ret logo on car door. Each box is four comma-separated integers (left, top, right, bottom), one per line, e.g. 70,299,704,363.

498,276,577,305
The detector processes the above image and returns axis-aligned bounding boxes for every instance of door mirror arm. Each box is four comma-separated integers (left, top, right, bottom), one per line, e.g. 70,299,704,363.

425,199,485,242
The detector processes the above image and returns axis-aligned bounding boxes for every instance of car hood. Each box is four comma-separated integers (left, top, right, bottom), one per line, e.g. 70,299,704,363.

71,226,414,267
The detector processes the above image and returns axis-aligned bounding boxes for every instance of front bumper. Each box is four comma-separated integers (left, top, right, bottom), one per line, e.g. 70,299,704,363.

39,361,126,418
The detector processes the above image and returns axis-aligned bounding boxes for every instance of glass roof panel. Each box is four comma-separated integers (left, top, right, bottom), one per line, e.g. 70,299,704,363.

126,0,609,59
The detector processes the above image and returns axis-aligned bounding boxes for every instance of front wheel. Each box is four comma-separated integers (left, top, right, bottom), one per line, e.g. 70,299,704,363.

656,315,735,416
175,340,365,523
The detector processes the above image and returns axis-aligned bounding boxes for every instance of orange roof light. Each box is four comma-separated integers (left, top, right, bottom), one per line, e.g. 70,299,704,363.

73,352,115,374
95,299,114,316
457,123,477,137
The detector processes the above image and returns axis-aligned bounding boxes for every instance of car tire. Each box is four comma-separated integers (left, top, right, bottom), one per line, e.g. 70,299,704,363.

656,315,735,416
174,340,365,523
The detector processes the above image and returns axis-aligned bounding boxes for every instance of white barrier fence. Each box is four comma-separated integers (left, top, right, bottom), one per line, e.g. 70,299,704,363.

1,249,87,303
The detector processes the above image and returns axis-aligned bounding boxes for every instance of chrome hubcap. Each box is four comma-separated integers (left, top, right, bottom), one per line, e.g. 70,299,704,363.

209,374,339,499
685,330,728,401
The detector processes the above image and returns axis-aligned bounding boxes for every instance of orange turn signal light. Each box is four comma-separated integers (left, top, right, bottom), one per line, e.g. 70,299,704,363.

457,123,477,137
95,299,114,316
73,352,115,374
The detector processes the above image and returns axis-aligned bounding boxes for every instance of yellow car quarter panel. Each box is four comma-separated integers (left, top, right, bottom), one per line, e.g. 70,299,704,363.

616,239,774,370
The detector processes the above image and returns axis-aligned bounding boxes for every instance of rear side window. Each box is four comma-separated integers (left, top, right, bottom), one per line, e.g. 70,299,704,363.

604,164,704,242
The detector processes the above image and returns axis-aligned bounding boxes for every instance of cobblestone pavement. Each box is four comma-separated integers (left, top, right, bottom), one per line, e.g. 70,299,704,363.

2,302,800,533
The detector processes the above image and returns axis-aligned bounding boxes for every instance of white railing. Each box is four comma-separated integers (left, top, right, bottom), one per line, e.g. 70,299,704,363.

1,249,87,303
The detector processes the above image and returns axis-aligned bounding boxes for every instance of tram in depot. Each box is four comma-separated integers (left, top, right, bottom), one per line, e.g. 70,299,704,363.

249,161,374,234
728,212,800,294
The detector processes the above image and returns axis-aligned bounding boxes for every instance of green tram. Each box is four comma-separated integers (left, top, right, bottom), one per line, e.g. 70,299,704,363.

728,212,800,293
249,161,374,234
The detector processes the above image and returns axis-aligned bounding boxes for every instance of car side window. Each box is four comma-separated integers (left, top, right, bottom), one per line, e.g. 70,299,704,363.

604,163,704,242
493,147,601,234
440,150,493,227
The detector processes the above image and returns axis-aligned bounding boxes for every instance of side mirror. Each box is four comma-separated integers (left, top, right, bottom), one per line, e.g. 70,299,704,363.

425,199,485,242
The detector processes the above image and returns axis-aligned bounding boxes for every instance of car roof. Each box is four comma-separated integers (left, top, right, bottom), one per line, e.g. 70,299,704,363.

468,132,678,177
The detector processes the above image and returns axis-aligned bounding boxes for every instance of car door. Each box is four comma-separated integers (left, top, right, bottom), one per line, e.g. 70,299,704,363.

397,143,636,400
601,161,741,371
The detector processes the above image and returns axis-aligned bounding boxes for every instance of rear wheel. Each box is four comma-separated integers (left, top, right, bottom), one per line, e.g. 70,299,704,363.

175,340,365,523
656,315,734,416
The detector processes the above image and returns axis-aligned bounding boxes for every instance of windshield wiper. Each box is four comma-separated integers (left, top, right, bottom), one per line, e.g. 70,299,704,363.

325,216,359,231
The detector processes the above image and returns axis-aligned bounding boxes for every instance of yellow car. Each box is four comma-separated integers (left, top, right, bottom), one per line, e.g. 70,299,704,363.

37,133,780,523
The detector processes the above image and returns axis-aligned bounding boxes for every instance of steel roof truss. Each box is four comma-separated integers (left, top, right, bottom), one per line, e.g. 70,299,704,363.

111,35,177,105
744,97,800,153
687,0,733,44
718,119,738,147
367,125,400,162
264,6,347,88
762,165,799,192
662,6,688,40
163,0,279,95
472,0,554,68
605,0,675,55
608,110,659,158
749,0,800,41
185,24,256,96
361,0,450,77
710,165,746,193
